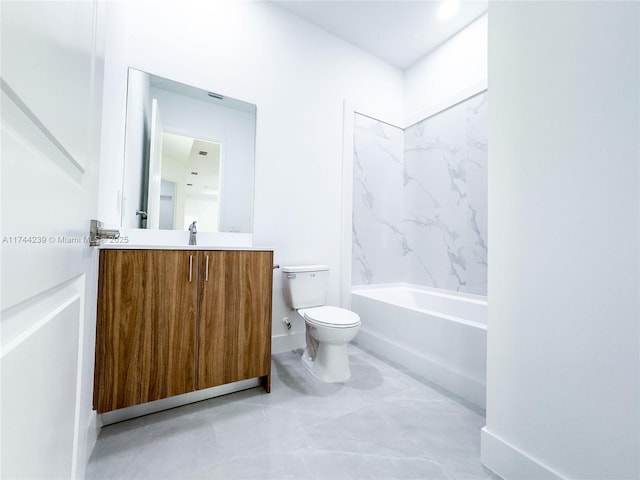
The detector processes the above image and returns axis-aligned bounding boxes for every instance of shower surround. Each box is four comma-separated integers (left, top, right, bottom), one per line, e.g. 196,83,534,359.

352,92,488,295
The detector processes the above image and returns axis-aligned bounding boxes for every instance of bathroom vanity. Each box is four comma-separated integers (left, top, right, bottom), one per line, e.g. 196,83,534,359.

93,246,273,414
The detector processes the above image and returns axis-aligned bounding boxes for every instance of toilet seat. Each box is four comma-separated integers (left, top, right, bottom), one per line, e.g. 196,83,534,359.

300,306,361,328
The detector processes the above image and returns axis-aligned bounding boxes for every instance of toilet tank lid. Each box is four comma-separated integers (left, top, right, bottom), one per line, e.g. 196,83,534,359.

281,265,329,273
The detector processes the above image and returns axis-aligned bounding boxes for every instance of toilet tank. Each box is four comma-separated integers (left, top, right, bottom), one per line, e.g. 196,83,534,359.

282,265,329,309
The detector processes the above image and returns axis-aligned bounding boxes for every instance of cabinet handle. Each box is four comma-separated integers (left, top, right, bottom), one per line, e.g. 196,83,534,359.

205,255,209,282
189,255,193,282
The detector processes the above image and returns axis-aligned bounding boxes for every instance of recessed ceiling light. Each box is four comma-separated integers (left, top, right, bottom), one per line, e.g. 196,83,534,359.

186,183,193,186
190,171,198,175
438,0,459,20
198,151,208,156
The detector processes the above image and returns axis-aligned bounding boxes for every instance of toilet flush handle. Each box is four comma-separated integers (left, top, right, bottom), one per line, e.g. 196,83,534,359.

287,274,296,279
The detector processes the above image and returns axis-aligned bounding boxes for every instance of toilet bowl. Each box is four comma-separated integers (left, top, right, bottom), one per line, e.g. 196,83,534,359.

282,265,361,383
298,306,361,382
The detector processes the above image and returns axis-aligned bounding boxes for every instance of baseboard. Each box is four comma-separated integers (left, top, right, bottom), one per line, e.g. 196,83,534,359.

354,328,486,409
99,378,261,426
271,331,306,354
481,427,565,479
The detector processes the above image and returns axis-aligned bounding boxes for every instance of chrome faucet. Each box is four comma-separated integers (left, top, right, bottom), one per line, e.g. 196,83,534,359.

188,221,197,245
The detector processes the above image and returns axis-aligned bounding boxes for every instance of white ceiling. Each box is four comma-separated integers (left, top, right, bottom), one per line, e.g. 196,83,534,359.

272,0,487,70
162,132,221,196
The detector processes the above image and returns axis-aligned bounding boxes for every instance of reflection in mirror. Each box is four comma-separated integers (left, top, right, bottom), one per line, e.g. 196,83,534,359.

122,68,256,233
159,133,222,231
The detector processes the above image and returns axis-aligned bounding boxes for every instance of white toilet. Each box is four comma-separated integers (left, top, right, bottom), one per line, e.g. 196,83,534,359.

282,265,361,383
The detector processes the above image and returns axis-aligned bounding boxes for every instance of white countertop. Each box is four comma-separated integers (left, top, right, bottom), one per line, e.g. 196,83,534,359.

99,229,273,251
100,244,275,251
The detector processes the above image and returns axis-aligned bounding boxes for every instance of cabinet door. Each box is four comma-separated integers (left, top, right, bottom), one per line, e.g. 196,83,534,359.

197,251,273,390
94,250,197,413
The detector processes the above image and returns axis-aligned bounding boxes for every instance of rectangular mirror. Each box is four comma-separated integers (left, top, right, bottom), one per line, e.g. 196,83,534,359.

121,68,256,233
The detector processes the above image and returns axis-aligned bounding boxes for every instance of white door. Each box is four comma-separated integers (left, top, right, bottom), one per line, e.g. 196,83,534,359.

147,99,164,229
1,1,106,478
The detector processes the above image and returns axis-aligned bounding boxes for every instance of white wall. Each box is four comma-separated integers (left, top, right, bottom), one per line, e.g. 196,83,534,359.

403,13,487,125
482,2,639,479
98,1,404,351
97,2,132,229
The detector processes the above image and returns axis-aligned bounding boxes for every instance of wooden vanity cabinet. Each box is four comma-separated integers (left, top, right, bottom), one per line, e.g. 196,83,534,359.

197,250,273,392
94,249,273,414
93,249,197,413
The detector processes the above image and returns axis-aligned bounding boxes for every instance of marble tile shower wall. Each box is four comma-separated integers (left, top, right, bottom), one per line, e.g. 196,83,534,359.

352,115,405,285
352,92,488,295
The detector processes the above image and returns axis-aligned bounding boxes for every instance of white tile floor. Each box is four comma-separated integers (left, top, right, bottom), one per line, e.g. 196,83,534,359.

86,345,500,479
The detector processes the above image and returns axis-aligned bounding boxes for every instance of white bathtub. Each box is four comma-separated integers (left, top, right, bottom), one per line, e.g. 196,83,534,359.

351,284,487,409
